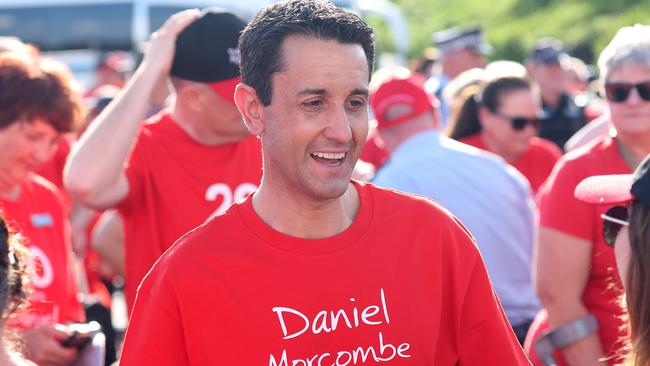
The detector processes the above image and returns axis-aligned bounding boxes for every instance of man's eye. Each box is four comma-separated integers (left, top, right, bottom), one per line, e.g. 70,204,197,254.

303,100,323,108
348,99,366,109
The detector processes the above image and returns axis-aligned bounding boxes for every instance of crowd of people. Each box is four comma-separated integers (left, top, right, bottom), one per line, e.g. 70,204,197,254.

0,0,649,365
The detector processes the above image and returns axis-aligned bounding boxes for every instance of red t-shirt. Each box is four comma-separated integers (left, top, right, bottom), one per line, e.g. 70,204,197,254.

117,113,262,312
460,134,562,193
121,181,530,365
0,174,84,328
525,136,629,365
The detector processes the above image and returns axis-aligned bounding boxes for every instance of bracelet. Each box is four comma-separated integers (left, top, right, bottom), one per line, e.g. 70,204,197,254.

535,314,599,366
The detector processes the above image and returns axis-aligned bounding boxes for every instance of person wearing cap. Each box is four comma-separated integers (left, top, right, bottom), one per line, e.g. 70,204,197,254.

426,26,491,128
525,25,650,365
371,67,540,345
448,73,562,194
575,155,650,366
64,9,262,314
83,51,133,100
119,1,529,364
526,37,588,150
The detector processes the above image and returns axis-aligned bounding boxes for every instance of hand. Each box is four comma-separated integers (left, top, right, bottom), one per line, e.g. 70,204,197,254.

22,323,78,366
140,9,201,78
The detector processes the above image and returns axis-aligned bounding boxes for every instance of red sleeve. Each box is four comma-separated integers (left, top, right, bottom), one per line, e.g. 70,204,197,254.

120,266,189,366
458,253,531,365
538,157,595,240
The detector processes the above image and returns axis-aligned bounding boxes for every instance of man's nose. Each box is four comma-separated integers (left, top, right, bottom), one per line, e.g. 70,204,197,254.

323,105,353,143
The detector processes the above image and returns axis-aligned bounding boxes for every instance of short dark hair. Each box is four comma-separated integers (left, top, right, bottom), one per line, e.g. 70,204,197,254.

0,53,84,133
239,0,375,106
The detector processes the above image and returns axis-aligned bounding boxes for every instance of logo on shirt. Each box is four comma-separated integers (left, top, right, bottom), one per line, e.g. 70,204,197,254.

205,182,258,218
268,289,412,365
30,213,53,228
27,246,54,289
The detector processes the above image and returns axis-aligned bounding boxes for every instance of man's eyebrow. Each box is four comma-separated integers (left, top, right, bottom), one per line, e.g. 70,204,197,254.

350,88,369,97
297,88,327,96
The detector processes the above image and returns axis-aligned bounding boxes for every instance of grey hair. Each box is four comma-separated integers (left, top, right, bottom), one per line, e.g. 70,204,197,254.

598,24,650,82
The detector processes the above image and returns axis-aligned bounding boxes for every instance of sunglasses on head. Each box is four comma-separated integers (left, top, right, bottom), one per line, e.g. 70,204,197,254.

600,205,629,247
493,111,541,131
604,81,650,103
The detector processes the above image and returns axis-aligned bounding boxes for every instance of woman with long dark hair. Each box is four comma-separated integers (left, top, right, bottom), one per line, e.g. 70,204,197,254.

448,74,562,193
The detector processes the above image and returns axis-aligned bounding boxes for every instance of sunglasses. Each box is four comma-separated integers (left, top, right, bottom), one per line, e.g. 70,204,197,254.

493,111,541,131
600,205,629,247
604,81,650,103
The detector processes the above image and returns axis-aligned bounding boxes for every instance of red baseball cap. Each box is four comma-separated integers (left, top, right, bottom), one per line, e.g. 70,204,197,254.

371,73,438,129
208,77,240,105
574,154,650,208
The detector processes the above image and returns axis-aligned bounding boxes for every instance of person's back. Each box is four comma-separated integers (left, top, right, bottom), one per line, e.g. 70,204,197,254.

371,70,539,343
374,132,539,330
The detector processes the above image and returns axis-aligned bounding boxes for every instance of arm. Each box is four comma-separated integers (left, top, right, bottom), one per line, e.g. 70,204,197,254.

91,210,125,277
536,227,606,365
64,9,200,210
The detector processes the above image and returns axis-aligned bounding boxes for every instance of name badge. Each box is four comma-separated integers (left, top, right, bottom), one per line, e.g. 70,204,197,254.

31,213,53,228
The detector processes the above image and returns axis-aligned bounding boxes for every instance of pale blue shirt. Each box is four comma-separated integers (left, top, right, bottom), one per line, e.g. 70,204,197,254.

373,130,540,325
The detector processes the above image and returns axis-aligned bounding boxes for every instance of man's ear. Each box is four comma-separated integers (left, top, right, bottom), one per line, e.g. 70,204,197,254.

234,83,265,136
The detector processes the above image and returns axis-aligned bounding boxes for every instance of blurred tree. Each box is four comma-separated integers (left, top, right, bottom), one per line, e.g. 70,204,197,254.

384,0,650,66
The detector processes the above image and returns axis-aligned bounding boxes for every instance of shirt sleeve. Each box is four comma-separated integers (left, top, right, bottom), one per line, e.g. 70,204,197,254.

458,254,531,365
538,157,595,241
120,266,189,366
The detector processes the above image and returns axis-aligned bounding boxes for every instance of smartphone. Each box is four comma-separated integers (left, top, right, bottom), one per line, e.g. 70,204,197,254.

61,321,102,349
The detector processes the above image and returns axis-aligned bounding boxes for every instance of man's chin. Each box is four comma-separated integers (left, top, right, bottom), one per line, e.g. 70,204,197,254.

309,179,351,201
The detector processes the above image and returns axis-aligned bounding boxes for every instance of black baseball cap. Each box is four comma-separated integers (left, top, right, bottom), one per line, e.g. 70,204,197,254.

528,37,569,65
575,154,650,209
171,8,246,103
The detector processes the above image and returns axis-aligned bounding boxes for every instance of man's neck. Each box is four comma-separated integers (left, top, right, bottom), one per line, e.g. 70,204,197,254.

617,133,650,169
170,109,242,147
251,179,360,239
542,90,563,110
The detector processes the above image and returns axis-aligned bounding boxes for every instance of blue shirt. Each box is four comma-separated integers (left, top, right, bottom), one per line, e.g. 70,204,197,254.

373,130,540,325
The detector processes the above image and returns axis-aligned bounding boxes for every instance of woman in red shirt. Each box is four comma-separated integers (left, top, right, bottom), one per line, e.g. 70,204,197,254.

448,74,562,193
0,52,85,365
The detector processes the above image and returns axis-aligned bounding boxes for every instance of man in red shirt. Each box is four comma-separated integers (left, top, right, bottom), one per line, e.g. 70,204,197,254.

65,9,262,312
120,2,530,365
